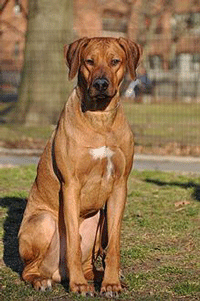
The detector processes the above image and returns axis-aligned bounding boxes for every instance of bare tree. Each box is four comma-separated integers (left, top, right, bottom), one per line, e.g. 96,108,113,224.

9,0,73,125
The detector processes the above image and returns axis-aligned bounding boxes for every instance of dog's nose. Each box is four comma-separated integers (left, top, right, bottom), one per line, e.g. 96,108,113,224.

93,78,109,91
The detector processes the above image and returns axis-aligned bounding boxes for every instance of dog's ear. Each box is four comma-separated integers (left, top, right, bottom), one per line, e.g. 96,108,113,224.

118,38,142,80
64,37,89,80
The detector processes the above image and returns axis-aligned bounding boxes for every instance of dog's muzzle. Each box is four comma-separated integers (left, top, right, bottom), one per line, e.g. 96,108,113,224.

92,78,109,93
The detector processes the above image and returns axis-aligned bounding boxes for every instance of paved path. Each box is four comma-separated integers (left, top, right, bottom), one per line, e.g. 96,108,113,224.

134,154,200,173
0,148,200,173
0,154,39,167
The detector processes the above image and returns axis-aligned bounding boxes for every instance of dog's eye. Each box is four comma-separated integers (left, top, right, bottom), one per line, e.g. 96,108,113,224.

111,59,120,66
85,59,94,66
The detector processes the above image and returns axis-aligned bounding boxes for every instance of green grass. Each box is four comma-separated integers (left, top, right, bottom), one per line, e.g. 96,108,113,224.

0,124,53,149
0,102,200,150
123,102,200,146
0,166,200,300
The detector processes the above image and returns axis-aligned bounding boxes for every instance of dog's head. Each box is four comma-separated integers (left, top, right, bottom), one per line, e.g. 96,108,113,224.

64,37,141,111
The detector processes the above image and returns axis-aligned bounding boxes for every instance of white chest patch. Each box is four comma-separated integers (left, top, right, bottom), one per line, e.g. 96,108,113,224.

89,146,114,179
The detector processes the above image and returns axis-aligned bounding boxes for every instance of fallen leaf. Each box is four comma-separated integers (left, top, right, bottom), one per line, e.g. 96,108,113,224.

175,201,190,207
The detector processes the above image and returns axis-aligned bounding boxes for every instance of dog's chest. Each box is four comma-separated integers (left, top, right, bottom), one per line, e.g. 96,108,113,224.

76,145,125,216
89,146,114,179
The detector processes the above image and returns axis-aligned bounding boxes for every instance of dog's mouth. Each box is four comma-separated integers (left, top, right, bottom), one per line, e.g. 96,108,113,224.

90,88,117,102
93,92,110,100
81,90,116,112
95,94,107,99
88,86,116,100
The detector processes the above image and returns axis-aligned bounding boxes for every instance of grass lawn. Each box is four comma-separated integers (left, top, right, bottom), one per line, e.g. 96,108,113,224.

123,102,200,147
0,124,52,149
0,166,200,300
0,102,200,152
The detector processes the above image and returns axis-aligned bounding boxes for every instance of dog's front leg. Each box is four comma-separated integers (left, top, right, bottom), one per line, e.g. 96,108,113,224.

62,183,94,295
101,179,127,297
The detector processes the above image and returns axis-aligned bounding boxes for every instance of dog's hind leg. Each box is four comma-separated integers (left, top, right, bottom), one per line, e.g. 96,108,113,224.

19,212,60,291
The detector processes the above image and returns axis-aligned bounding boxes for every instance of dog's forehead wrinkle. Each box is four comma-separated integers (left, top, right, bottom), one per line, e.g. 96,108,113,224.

85,51,123,65
85,39,122,59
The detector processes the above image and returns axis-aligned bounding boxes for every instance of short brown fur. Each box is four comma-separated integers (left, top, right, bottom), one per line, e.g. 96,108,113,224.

18,37,141,296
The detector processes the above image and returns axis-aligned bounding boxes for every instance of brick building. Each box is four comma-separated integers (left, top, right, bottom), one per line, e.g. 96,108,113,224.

1,0,28,71
1,0,200,95
74,0,200,100
74,0,200,73
0,0,28,89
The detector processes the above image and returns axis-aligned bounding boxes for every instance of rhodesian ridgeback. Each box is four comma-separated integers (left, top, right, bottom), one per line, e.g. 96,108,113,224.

18,37,141,297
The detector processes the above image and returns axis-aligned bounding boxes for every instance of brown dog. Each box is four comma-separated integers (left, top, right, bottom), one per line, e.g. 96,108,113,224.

18,37,141,297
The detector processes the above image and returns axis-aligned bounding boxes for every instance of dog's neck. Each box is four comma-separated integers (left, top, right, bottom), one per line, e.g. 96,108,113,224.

76,87,120,131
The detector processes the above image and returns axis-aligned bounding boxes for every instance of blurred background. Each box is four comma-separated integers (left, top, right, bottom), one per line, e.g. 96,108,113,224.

0,0,200,156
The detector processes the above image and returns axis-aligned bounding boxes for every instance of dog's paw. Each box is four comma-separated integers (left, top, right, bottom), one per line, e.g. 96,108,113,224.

100,282,122,298
32,277,53,291
70,282,95,296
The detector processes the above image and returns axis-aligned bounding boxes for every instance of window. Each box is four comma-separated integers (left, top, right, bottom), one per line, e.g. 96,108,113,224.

192,53,200,71
102,10,128,37
171,12,200,34
155,18,163,34
192,12,200,34
175,53,200,72
14,41,20,58
177,53,191,73
148,55,163,70
102,17,127,33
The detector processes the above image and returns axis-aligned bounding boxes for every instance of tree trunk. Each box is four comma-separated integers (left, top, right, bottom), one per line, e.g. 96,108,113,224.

9,0,73,125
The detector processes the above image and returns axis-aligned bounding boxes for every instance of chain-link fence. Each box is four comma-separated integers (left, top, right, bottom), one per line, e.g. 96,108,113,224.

1,30,200,154
121,34,200,154
0,29,73,125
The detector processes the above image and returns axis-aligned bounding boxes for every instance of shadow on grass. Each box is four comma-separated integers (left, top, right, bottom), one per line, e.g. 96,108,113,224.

0,196,26,275
145,179,200,202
